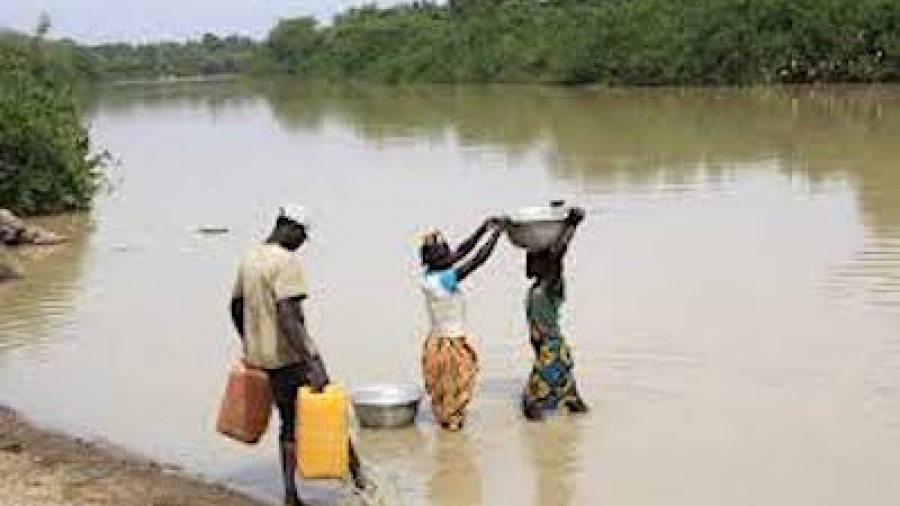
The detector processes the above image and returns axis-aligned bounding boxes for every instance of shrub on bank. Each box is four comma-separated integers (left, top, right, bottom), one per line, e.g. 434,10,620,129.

0,40,102,215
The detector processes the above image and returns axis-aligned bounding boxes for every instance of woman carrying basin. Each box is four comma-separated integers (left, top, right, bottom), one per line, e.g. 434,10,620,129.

418,217,506,431
508,202,590,421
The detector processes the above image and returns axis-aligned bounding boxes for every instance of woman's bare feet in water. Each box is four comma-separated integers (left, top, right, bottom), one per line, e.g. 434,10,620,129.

523,403,544,422
565,397,590,414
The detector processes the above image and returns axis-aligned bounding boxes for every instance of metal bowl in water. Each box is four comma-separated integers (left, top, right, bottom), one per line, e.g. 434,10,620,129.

506,206,569,252
351,384,422,429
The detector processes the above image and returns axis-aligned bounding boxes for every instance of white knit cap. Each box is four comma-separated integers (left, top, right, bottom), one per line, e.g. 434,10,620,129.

279,205,311,229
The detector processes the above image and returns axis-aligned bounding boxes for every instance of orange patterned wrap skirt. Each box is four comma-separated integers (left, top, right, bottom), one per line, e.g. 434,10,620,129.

421,335,479,431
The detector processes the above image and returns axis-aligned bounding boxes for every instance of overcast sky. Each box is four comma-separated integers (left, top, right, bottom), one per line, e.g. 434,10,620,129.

0,0,397,43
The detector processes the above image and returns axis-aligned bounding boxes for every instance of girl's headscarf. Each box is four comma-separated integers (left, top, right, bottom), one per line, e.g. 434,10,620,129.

419,229,451,268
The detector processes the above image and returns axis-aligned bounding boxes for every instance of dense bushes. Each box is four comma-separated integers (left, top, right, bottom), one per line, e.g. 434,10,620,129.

88,34,258,81
259,0,900,85
0,39,103,215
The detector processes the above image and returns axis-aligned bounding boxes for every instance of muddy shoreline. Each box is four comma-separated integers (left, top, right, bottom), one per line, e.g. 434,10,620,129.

0,406,267,506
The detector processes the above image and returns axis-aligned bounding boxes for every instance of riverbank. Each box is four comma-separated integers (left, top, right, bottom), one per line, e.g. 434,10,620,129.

108,74,242,87
0,406,266,506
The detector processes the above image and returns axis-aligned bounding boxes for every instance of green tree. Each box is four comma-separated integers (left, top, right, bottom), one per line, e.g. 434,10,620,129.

263,18,322,75
0,40,103,214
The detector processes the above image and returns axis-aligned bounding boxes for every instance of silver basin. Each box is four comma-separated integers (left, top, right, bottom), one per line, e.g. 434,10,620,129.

506,206,569,251
351,384,422,429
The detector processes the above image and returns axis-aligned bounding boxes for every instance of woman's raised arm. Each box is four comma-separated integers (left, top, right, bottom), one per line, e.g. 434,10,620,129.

549,208,584,257
449,219,491,264
456,225,504,282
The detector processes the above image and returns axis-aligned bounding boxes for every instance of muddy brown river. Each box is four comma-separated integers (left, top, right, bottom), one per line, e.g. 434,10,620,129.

1,84,899,505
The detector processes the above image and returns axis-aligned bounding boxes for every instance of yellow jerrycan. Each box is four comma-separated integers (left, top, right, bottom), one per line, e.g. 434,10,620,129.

296,385,350,479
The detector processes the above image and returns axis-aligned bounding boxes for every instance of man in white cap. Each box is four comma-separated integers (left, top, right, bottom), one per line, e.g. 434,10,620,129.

229,206,365,505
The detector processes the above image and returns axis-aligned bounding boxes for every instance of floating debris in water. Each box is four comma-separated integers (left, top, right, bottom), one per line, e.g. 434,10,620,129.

195,226,230,236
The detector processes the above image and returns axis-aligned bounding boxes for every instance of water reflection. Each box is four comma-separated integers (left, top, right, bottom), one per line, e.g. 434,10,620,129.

258,83,900,305
81,81,262,123
0,214,92,352
89,82,900,239
523,418,582,506
428,433,483,506
257,85,893,154
257,84,900,204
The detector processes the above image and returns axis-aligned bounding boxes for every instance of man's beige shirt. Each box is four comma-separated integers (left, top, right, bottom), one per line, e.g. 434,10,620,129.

232,243,317,369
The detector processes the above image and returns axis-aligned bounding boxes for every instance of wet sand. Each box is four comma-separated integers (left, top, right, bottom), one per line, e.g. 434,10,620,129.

0,406,265,506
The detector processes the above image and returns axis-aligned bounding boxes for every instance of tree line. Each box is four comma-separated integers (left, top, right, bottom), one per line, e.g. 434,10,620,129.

258,0,900,85
7,0,900,86
87,34,258,81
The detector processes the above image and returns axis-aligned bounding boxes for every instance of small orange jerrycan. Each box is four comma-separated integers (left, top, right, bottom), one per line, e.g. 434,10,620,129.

216,361,272,444
296,385,350,479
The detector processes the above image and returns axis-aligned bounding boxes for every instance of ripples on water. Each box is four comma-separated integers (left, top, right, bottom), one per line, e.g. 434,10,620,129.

0,215,92,353
826,233,900,308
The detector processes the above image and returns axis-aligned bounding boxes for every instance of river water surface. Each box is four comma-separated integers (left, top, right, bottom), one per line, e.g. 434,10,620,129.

1,84,899,505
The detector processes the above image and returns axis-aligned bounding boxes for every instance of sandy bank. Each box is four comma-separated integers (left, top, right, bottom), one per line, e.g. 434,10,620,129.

0,406,267,506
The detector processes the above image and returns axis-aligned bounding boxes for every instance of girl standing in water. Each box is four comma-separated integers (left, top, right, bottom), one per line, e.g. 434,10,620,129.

522,206,589,421
419,218,505,431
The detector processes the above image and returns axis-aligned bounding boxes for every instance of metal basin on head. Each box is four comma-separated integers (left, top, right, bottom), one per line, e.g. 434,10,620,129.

506,205,570,252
